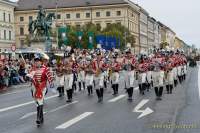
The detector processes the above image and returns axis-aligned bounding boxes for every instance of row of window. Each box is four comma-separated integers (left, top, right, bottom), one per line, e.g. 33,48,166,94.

0,30,12,40
19,11,121,22
0,12,11,22
57,11,121,19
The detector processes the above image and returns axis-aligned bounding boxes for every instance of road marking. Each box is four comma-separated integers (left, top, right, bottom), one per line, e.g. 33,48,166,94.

20,101,78,120
55,112,94,129
133,99,153,119
108,94,126,103
0,95,58,113
198,66,200,100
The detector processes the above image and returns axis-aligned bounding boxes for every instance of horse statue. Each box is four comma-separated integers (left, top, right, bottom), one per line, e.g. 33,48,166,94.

28,5,55,40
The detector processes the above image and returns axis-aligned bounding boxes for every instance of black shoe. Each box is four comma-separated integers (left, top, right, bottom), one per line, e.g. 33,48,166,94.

66,99,72,103
128,97,133,101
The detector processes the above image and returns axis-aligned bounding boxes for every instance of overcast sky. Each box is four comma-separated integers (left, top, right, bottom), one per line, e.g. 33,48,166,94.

131,0,200,48
11,0,200,48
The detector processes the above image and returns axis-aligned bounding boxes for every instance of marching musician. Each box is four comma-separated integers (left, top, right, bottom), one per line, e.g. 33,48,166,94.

31,54,53,125
85,55,94,96
123,48,136,101
55,63,65,97
152,60,165,101
77,51,87,91
138,55,148,95
92,48,104,102
165,62,174,94
111,51,120,96
63,47,74,103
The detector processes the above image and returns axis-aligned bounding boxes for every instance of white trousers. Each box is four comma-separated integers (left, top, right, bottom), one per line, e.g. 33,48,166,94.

64,74,74,90
85,74,94,87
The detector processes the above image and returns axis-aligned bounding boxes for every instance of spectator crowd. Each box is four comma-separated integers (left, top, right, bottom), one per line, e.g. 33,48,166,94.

0,59,32,90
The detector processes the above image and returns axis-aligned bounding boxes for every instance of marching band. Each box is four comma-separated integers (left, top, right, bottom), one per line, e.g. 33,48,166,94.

29,45,188,125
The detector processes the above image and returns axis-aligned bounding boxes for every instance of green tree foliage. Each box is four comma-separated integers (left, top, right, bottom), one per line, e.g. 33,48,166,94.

57,23,136,49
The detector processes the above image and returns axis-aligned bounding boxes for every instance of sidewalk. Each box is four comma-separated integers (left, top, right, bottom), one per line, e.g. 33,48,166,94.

0,83,30,94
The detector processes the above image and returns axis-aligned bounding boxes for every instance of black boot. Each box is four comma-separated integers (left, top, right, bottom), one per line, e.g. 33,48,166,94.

116,84,119,95
57,87,62,97
100,88,104,101
112,84,116,95
87,87,90,95
83,82,86,90
96,89,101,102
66,89,72,103
40,105,44,124
36,105,43,125
61,87,65,96
79,82,82,91
36,106,40,125
166,85,170,94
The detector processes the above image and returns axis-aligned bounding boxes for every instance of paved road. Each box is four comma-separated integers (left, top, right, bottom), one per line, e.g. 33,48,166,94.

0,69,196,133
175,67,200,133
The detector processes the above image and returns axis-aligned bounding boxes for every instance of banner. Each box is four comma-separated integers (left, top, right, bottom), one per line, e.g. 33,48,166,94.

96,35,120,50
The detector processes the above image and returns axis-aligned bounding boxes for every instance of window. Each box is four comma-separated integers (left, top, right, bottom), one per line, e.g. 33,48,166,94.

8,14,11,22
20,17,24,22
4,30,6,40
86,13,90,18
20,27,24,35
9,31,11,40
106,11,111,17
96,12,100,17
66,14,70,19
116,11,121,16
57,14,61,19
20,40,24,47
29,16,33,22
76,13,80,18
3,13,6,22
106,23,111,27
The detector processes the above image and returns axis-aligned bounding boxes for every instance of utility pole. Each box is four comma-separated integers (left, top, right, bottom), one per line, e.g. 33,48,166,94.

55,0,58,49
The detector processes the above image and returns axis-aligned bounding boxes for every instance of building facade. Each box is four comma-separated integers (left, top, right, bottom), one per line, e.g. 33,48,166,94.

166,27,176,48
14,0,140,52
0,0,16,49
152,18,160,48
147,17,154,50
139,7,149,53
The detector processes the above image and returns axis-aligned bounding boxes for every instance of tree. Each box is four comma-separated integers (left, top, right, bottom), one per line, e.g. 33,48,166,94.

102,23,136,49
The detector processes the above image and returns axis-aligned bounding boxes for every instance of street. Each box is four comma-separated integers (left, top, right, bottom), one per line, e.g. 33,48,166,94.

0,67,198,133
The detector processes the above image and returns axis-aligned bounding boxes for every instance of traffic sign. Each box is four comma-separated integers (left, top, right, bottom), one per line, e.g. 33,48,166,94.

11,44,16,52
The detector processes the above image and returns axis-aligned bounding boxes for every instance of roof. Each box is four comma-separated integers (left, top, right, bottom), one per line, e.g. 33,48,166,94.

1,0,17,6
15,0,127,11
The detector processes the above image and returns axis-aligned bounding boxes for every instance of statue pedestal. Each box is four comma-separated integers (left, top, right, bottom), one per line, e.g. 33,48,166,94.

29,37,55,52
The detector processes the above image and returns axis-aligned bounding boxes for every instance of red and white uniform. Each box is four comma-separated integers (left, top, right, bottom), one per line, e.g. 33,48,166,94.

92,58,104,88
32,65,53,106
111,60,121,84
64,58,74,90
123,55,136,88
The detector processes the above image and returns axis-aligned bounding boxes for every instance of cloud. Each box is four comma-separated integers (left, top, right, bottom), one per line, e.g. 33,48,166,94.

131,0,200,48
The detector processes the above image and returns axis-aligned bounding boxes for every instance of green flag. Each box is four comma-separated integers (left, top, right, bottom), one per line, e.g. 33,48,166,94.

88,31,94,49
76,31,83,49
58,26,69,47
